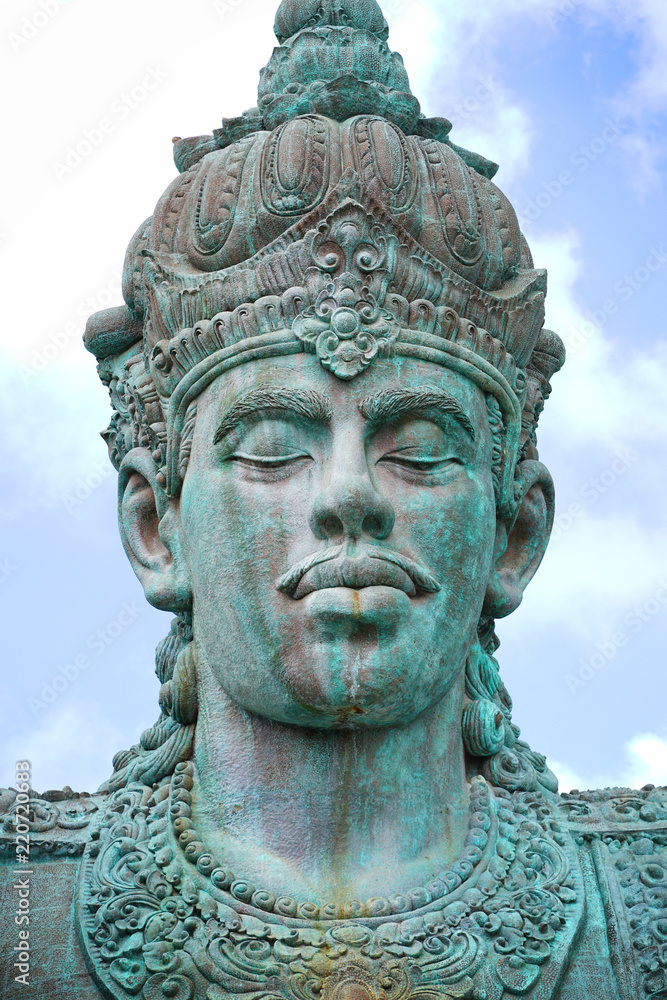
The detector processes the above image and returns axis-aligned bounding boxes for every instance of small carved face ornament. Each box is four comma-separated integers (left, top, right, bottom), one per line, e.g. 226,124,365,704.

176,352,499,729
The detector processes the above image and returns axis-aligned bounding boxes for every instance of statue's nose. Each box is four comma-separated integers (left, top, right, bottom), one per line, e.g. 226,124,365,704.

309,477,396,542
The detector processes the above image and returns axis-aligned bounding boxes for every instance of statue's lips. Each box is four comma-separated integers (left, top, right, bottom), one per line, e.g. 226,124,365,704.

276,545,441,601
293,557,417,599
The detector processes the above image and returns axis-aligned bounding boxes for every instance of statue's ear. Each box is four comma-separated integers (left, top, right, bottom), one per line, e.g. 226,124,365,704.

118,448,192,613
484,460,555,620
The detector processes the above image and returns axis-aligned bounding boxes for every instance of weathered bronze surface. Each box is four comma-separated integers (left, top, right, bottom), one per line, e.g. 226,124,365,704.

2,1,666,997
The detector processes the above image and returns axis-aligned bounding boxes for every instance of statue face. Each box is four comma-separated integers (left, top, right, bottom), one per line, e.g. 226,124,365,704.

176,353,498,729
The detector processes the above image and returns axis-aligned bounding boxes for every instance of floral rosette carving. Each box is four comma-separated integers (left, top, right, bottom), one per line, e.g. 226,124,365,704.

293,282,400,379
77,773,582,1000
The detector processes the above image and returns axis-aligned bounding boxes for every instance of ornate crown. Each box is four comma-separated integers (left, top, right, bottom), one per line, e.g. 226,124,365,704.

85,0,565,510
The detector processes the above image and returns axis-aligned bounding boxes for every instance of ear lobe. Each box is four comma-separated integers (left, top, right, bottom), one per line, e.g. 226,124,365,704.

118,448,192,613
484,460,555,620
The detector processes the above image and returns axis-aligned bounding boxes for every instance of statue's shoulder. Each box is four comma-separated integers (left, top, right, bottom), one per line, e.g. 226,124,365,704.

0,784,104,858
558,782,667,832
556,784,667,1000
0,785,106,999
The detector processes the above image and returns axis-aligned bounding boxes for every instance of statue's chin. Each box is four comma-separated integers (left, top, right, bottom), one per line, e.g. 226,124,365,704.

277,587,442,729
301,585,412,634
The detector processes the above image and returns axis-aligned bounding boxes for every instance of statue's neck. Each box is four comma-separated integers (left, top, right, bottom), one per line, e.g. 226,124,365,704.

191,656,470,906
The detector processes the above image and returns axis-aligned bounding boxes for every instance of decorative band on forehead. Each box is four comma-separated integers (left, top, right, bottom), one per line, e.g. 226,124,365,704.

157,311,524,503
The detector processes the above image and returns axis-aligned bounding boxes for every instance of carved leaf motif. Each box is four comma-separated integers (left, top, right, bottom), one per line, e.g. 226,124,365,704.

191,137,256,258
109,957,148,995
261,116,331,217
417,930,481,980
205,935,281,991
26,798,59,833
350,118,418,215
143,973,195,1000
422,140,484,268
495,956,540,995
144,940,182,974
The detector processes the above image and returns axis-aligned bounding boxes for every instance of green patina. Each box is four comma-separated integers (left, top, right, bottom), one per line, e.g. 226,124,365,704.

1,2,663,998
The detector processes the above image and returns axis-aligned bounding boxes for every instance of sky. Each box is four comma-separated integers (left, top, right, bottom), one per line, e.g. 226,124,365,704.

0,0,665,795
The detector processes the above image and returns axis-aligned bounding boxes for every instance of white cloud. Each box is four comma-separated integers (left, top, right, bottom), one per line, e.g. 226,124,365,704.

0,702,126,794
0,349,113,515
420,0,667,114
384,0,441,104
550,758,589,794
385,0,537,183
594,0,667,113
399,0,666,193
624,734,667,787
500,228,667,642
552,731,667,790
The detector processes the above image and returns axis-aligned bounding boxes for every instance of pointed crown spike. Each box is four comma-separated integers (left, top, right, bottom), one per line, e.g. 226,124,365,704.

259,0,418,131
274,0,390,42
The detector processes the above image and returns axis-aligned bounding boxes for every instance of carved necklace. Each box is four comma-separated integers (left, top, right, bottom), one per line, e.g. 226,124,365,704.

168,762,492,921
78,768,584,1000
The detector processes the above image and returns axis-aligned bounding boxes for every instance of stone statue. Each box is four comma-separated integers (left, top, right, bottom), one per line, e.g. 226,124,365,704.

2,1,667,997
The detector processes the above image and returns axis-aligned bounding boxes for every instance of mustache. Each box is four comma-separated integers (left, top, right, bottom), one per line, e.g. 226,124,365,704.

276,544,441,600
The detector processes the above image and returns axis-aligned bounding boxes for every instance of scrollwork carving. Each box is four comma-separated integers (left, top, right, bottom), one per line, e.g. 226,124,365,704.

605,834,667,997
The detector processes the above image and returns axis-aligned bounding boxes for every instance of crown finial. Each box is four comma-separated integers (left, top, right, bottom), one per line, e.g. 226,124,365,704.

274,0,389,43
260,0,417,130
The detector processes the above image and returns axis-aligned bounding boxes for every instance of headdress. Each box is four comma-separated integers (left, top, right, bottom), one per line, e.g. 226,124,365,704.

84,0,564,516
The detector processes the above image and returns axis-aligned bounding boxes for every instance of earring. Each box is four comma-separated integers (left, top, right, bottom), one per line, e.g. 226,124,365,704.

462,644,506,758
462,698,506,758
159,642,198,725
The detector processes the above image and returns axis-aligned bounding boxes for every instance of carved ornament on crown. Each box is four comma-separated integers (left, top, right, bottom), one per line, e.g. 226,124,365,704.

293,208,399,378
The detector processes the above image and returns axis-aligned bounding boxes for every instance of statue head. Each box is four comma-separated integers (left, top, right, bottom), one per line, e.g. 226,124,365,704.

85,0,565,795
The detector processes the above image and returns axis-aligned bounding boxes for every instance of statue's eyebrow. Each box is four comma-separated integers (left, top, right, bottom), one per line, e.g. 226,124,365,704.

213,387,332,444
358,387,476,442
